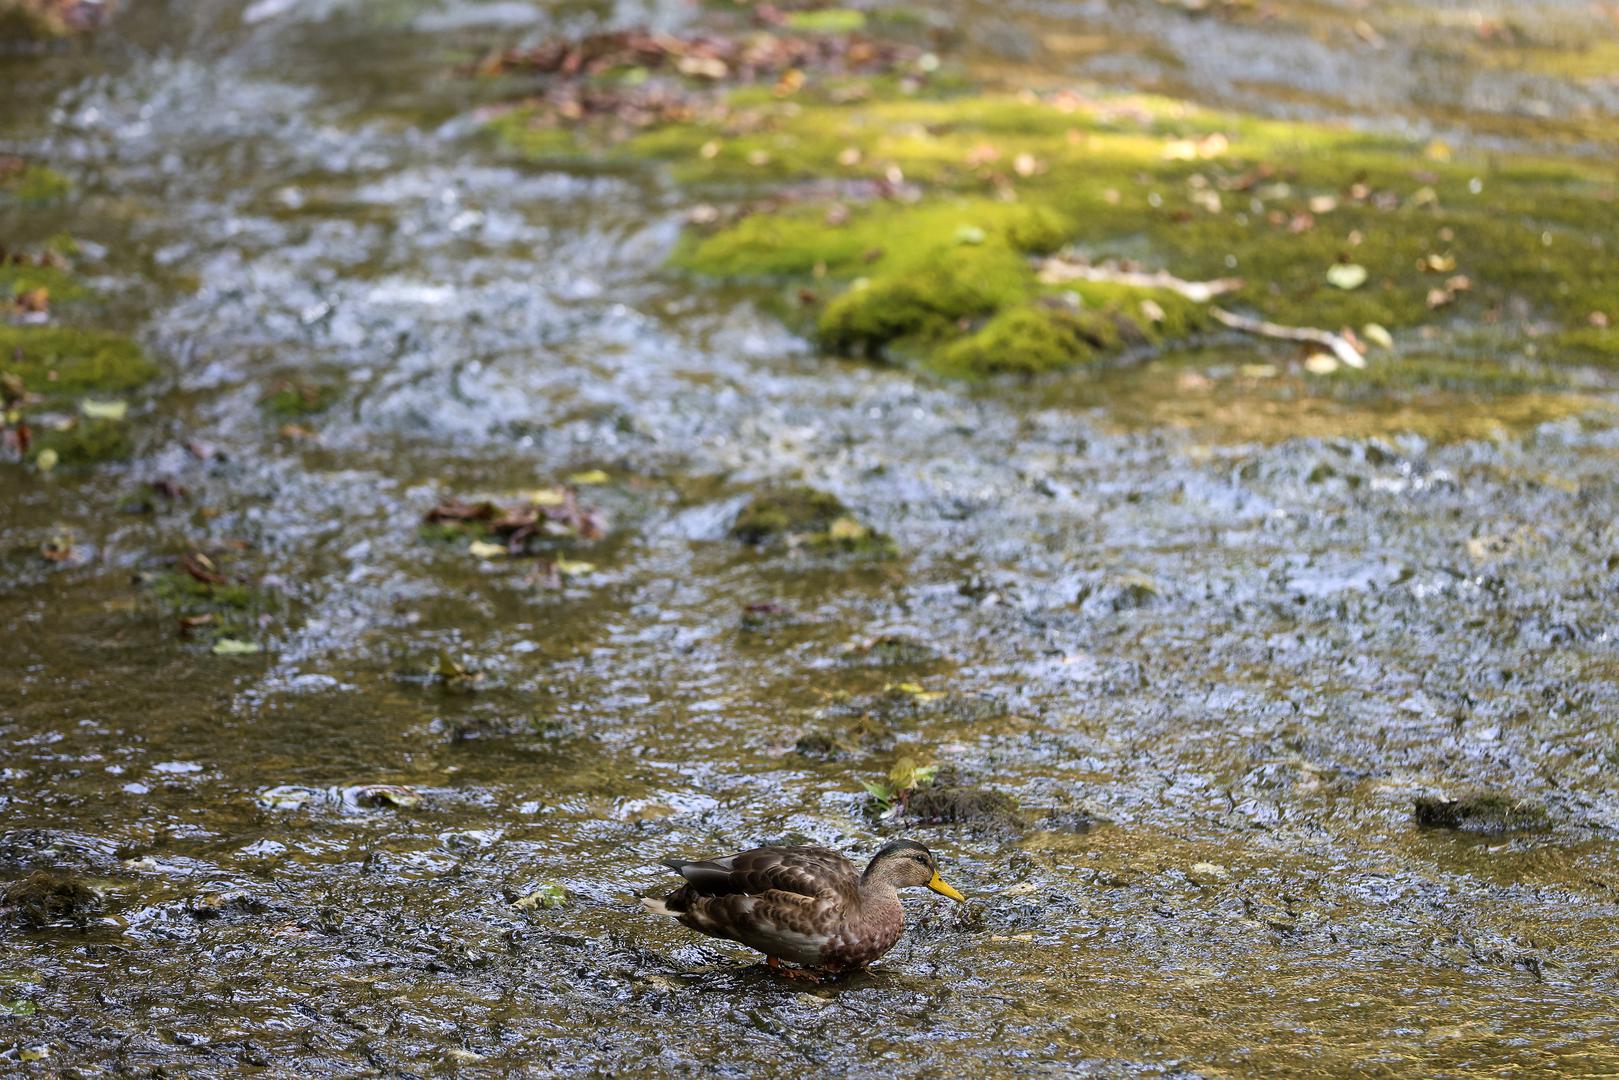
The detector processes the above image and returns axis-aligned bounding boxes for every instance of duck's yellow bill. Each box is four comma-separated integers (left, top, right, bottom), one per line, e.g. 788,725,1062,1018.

928,872,966,902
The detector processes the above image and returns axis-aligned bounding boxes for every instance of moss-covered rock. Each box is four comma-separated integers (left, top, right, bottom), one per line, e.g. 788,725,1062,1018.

729,485,895,553
2,869,104,928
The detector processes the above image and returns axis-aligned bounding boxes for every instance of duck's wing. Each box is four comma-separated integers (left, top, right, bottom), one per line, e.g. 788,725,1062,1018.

661,844,859,905
648,845,859,964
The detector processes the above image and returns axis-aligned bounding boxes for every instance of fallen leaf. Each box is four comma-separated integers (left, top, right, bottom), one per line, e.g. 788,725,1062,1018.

1325,263,1368,290
566,469,610,485
513,883,568,910
1362,323,1395,350
468,540,508,559
212,639,262,656
553,558,595,575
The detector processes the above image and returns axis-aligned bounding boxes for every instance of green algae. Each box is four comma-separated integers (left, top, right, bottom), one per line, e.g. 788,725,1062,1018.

263,378,338,417
142,551,273,649
29,418,130,467
0,325,158,397
147,570,259,613
1,261,86,303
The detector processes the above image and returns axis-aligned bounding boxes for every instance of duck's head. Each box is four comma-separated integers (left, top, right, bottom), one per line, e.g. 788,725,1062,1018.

862,839,965,901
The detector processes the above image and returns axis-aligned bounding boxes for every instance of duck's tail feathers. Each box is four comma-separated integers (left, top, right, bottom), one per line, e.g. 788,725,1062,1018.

640,896,678,917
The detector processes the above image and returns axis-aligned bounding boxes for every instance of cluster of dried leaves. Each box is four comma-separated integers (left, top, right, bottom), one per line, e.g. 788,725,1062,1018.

476,25,925,129
425,487,607,555
479,26,912,83
0,0,117,39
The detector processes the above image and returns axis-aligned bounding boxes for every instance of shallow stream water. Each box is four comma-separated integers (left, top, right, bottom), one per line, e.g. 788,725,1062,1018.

3,1,1618,1075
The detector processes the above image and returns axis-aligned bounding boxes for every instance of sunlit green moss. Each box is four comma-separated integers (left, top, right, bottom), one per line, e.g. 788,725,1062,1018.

0,262,85,303
817,243,1031,358
0,325,158,397
487,28,1619,384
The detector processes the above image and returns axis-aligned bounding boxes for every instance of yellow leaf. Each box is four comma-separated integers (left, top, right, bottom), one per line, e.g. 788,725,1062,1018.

567,469,610,485
827,517,869,541
554,559,595,576
1362,323,1395,350
468,540,507,559
80,399,128,421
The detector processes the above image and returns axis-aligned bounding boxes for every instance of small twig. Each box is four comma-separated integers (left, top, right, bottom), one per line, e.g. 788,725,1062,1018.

1209,306,1366,370
1036,257,1245,303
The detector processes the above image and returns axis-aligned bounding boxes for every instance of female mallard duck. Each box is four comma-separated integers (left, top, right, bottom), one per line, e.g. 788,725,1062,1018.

640,838,965,977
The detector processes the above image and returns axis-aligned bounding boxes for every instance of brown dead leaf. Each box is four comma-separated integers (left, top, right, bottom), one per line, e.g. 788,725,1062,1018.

183,552,228,585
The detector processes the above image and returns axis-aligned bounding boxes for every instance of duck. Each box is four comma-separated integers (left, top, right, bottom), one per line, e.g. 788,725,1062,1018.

640,838,965,978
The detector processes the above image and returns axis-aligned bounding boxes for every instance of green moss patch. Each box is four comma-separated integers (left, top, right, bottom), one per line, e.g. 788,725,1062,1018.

29,418,129,467
480,16,1619,408
0,158,69,201
0,325,157,397
141,549,275,648
263,378,338,417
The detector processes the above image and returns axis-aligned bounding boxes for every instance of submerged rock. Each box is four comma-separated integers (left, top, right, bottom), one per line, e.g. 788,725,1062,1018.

2,869,104,928
905,773,1025,834
1414,792,1552,834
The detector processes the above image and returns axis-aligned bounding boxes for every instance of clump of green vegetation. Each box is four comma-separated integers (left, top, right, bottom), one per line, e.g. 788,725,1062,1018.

0,324,158,397
2,869,104,929
0,260,82,305
263,378,338,417
1414,792,1552,834
930,286,1208,377
730,485,895,553
863,755,939,811
0,158,69,200
29,418,130,466
148,569,258,612
141,550,272,648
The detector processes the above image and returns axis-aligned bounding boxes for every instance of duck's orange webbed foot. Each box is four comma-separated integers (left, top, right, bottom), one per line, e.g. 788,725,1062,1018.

765,956,824,983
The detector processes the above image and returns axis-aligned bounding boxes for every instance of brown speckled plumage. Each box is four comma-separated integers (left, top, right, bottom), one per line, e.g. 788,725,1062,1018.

640,839,964,975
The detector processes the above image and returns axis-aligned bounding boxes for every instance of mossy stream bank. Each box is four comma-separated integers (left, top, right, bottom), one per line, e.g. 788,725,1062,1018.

2,1,1618,1076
